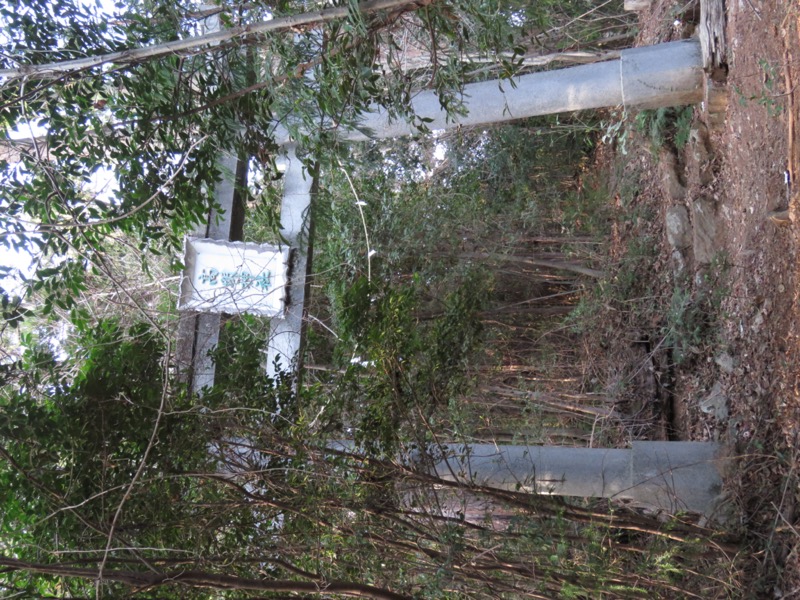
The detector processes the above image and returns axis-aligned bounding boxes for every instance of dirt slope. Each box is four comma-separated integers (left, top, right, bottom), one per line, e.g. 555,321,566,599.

608,0,800,594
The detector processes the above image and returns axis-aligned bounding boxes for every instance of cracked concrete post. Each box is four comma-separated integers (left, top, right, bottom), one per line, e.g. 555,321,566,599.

274,40,703,144
416,441,725,516
265,145,315,382
176,7,247,395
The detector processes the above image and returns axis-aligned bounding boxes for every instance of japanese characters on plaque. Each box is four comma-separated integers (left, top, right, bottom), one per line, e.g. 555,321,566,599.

178,238,291,316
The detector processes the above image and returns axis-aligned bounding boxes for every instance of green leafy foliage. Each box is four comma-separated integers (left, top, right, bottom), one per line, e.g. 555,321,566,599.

0,318,292,597
0,2,735,598
663,256,729,366
634,105,695,152
0,0,529,332
295,118,607,456
324,270,488,453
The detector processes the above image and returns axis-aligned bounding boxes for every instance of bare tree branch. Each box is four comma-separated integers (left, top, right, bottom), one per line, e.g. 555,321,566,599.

0,0,432,81
0,556,413,600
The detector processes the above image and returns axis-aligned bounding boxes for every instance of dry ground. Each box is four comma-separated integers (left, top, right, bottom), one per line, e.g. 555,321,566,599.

594,0,800,595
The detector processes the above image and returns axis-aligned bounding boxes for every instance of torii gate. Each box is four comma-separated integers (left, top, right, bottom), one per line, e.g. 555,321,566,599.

266,38,711,380
177,7,729,517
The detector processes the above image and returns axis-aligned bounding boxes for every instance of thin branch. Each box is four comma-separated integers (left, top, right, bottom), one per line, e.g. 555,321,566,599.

0,556,414,600
8,136,208,231
95,336,172,598
0,0,432,81
339,163,373,281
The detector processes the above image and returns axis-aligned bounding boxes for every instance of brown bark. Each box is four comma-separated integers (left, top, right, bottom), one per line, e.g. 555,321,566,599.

460,251,604,279
0,0,430,80
0,556,412,600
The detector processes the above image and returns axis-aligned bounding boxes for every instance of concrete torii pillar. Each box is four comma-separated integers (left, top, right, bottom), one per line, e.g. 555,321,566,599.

346,40,702,141
265,145,316,381
327,440,727,517
412,441,726,517
273,39,703,146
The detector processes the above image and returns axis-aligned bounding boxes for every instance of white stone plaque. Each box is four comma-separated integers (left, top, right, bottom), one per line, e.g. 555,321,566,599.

178,238,290,316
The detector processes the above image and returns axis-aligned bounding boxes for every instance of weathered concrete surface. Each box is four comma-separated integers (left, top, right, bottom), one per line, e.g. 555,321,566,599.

177,149,245,395
630,441,724,516
265,145,315,381
275,40,703,144
415,441,725,516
